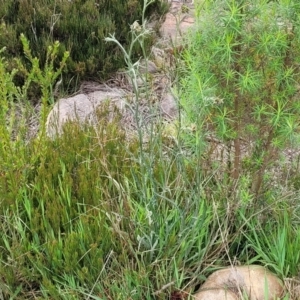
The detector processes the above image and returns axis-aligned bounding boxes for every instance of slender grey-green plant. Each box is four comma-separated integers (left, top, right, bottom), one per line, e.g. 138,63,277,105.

104,0,155,107
104,0,159,200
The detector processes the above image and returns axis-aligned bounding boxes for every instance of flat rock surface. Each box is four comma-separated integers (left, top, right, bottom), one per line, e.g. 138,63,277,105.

159,0,195,43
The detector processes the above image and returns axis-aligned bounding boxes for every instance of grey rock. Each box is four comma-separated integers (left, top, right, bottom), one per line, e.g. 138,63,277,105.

46,89,126,138
151,46,168,69
160,93,178,119
138,59,158,74
159,1,195,43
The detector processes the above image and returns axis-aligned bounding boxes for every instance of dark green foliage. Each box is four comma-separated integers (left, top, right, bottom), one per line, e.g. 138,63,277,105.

0,0,164,91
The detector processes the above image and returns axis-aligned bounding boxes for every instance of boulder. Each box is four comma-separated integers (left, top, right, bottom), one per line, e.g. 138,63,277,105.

138,59,158,74
194,265,285,300
160,92,177,119
46,89,126,138
159,1,195,43
194,289,237,300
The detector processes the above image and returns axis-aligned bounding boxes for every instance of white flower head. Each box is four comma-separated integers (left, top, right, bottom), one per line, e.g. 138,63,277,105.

130,20,142,33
